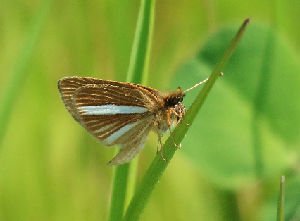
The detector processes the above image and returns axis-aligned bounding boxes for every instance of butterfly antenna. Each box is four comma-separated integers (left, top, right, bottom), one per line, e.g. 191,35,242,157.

184,72,223,93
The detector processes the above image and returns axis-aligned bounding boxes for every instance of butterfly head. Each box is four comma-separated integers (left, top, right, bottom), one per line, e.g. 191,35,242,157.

164,87,186,123
165,87,186,108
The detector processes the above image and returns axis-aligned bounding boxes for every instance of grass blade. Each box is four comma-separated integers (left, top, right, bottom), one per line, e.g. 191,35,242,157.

123,18,250,221
277,175,285,221
108,1,156,221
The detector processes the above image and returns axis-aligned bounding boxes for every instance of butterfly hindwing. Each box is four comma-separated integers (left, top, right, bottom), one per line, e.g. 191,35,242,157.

108,118,153,165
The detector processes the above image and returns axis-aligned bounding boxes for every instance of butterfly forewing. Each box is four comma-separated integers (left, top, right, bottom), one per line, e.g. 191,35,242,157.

58,77,164,165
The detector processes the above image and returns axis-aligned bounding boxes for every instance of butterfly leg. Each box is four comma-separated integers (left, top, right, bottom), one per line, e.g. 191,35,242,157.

167,109,182,149
169,128,182,149
170,107,189,126
156,134,162,154
178,116,189,126
157,134,168,162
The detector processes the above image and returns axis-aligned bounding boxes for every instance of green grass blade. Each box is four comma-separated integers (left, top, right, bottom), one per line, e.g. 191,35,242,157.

108,164,130,221
108,1,156,221
0,0,52,148
122,18,250,221
126,0,155,85
277,175,285,221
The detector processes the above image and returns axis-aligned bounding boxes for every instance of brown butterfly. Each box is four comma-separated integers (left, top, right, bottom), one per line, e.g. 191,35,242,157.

58,76,210,165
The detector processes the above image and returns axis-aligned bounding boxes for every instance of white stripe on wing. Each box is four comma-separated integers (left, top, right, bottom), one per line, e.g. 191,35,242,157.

107,122,151,165
78,105,148,115
104,121,139,144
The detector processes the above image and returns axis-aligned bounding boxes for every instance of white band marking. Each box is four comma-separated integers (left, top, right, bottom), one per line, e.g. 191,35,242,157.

104,121,139,144
79,105,148,115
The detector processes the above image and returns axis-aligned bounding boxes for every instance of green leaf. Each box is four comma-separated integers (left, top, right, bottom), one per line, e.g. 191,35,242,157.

172,25,300,189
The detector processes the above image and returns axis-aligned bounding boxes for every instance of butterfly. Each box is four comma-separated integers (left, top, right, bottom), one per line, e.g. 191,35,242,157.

58,76,210,165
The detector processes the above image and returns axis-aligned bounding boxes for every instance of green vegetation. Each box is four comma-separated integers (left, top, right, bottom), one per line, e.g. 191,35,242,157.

0,1,299,221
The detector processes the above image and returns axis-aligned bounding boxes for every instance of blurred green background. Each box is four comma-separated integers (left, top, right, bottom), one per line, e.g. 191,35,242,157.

1,0,300,220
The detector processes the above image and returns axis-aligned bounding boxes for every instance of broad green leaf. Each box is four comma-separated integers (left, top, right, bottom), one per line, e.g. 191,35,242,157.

172,25,300,189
